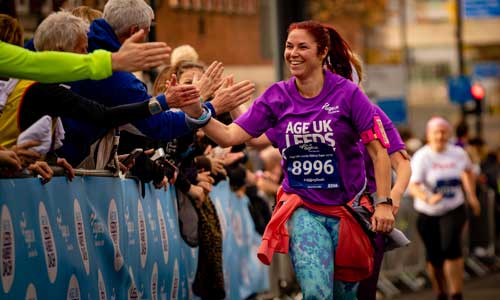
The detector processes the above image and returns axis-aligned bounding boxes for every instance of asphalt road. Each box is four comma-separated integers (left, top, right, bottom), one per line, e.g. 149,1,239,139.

392,272,500,300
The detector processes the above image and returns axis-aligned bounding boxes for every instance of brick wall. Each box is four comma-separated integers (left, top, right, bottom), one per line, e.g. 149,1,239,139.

154,2,272,66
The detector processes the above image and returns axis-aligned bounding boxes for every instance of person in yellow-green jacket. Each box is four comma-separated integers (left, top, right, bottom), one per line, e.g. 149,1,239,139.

0,28,170,83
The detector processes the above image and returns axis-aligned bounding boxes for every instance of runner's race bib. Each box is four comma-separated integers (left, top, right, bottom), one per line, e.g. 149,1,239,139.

284,142,340,189
434,178,461,199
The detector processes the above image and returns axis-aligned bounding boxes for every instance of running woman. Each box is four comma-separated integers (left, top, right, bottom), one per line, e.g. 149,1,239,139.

409,116,480,300
185,20,395,299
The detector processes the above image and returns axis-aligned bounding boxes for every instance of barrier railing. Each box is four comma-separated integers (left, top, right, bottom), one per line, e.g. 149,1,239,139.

0,176,268,300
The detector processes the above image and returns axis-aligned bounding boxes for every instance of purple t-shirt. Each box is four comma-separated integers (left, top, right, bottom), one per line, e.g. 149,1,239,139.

235,71,376,205
361,105,406,194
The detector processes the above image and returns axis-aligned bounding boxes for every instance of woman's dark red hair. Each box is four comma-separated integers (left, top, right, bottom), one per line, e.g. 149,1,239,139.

288,20,353,81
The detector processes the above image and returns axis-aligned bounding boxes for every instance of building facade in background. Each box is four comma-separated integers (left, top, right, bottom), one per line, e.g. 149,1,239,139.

5,0,500,146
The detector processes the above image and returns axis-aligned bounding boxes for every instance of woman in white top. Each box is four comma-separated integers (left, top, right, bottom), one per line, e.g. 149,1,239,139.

409,116,480,300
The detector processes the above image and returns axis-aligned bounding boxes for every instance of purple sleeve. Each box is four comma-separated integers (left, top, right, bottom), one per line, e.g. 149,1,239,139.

374,105,406,154
234,87,278,138
349,87,376,134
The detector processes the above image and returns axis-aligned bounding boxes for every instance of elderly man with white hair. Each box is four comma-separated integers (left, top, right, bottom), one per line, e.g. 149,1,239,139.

57,0,254,167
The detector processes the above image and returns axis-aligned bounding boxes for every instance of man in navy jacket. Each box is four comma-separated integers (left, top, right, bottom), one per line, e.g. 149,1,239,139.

59,0,212,166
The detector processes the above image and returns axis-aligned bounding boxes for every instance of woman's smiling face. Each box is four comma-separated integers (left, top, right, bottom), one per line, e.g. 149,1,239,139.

284,29,326,80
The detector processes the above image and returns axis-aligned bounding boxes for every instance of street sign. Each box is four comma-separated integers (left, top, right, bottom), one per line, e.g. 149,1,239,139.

464,0,500,18
377,98,408,125
473,62,500,78
448,75,472,104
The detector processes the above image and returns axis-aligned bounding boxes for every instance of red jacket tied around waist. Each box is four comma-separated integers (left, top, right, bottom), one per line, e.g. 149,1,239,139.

257,188,374,282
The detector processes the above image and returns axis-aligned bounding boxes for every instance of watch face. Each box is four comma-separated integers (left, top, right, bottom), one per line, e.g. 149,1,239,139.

149,100,162,115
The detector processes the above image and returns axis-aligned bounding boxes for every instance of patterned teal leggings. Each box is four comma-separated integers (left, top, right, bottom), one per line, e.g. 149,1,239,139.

289,208,359,300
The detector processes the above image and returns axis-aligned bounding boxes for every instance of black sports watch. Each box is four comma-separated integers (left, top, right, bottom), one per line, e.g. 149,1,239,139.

375,197,393,206
148,98,163,115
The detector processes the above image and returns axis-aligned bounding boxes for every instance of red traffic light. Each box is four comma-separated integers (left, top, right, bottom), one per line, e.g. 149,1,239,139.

471,83,485,101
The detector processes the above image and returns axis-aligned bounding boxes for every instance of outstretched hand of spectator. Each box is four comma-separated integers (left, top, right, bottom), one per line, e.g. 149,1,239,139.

210,77,255,114
223,151,245,166
164,74,201,113
193,61,224,101
111,29,172,72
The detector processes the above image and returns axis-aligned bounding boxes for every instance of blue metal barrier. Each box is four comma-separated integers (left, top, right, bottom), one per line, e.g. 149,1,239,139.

0,176,268,299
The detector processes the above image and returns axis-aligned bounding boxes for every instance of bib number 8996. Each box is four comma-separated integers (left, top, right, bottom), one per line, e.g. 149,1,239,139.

291,159,334,176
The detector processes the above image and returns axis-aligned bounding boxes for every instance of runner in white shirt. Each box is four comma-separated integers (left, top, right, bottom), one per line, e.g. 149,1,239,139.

409,116,480,300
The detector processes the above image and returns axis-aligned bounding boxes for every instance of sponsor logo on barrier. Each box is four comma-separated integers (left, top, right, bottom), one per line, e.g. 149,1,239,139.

1,205,14,293
56,208,73,251
138,200,148,268
156,200,169,264
128,267,140,300
97,269,107,300
232,213,243,246
67,274,80,300
147,203,157,242
73,199,89,275
171,260,179,300
108,199,123,271
20,212,37,258
25,283,37,300
151,262,158,300
90,210,105,247
38,202,57,283
124,205,135,246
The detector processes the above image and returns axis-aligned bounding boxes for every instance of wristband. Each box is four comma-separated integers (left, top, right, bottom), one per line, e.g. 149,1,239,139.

185,104,212,129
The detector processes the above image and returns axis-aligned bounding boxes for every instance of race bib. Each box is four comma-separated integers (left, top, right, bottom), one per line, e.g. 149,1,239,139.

434,178,461,199
284,142,340,189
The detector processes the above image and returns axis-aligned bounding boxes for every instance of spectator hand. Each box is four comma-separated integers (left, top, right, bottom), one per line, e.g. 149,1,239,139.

11,140,41,167
210,77,255,114
371,204,395,233
112,29,172,72
207,156,226,176
154,176,169,191
197,181,213,194
56,158,75,181
193,61,224,101
188,184,206,205
223,151,245,166
197,171,214,184
28,161,53,183
0,150,21,170
164,74,201,111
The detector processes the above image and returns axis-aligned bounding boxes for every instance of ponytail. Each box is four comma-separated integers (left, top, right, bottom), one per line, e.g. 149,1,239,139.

324,26,353,81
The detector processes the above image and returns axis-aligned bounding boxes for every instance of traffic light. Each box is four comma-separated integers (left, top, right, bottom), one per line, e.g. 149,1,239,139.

471,83,485,101
470,83,485,114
